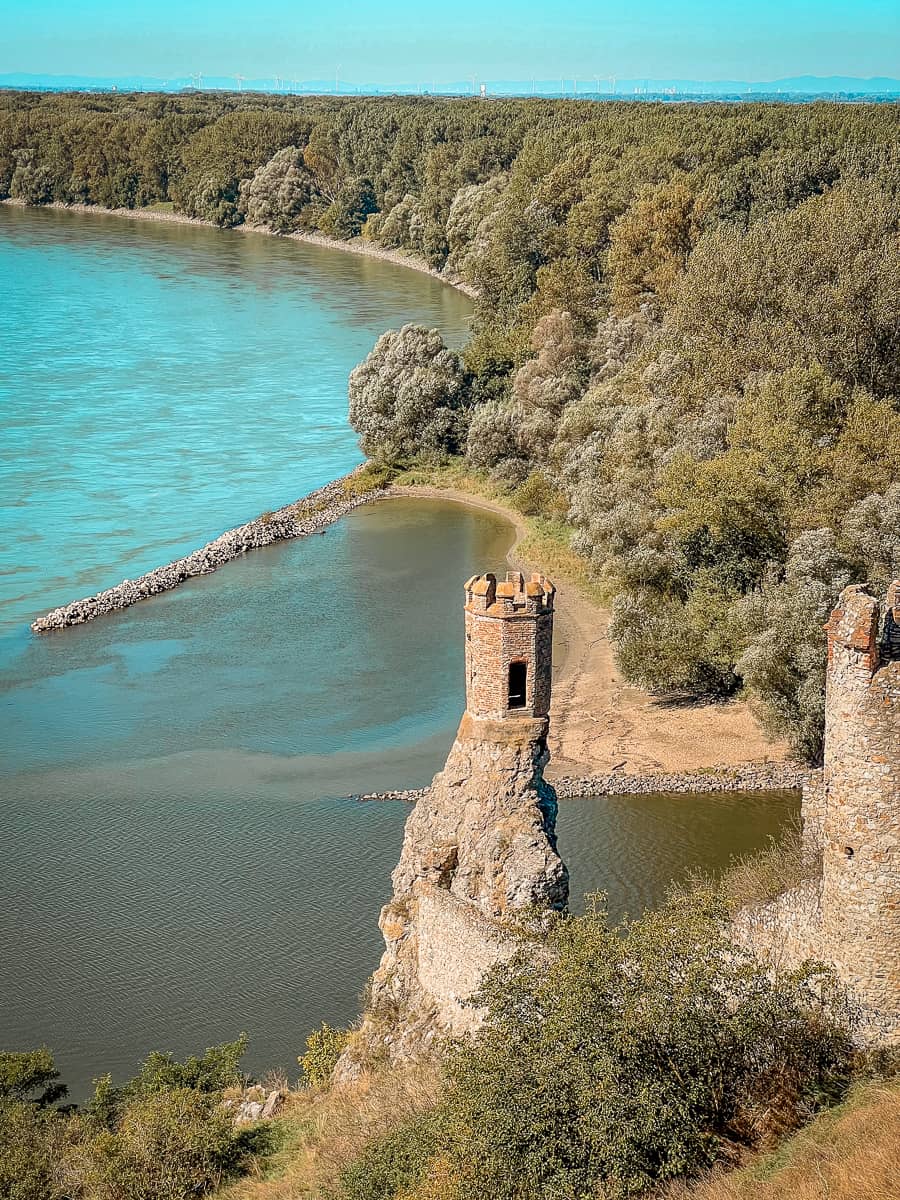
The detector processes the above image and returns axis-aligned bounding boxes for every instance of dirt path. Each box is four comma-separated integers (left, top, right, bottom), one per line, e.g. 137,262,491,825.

385,486,790,777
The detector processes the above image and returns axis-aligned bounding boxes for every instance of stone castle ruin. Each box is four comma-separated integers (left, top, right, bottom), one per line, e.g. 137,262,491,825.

341,576,899,1074
338,571,568,1071
736,582,900,1043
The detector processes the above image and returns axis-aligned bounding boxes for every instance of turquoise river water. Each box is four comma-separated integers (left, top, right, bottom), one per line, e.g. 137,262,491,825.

0,205,797,1098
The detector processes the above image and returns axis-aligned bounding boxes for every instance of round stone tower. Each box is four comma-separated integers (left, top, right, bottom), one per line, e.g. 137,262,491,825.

821,581,900,1037
463,571,555,724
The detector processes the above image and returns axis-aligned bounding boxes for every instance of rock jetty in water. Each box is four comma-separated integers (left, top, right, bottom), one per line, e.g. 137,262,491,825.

31,473,376,633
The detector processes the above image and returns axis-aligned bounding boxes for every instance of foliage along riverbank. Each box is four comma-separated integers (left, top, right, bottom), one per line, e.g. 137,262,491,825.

0,197,479,298
4,91,897,760
8,884,897,1200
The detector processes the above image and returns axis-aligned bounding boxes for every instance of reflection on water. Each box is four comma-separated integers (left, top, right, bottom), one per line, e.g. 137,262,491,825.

559,789,798,920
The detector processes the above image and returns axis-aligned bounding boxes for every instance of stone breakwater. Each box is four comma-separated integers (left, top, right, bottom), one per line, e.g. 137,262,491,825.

30,473,374,633
352,762,815,804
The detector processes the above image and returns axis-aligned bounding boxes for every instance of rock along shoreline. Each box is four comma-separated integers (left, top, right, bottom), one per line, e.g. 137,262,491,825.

30,472,379,633
353,761,816,803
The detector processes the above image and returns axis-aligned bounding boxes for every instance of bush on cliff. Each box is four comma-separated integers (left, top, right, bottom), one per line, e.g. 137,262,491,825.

0,1038,266,1200
335,891,854,1200
299,1023,350,1087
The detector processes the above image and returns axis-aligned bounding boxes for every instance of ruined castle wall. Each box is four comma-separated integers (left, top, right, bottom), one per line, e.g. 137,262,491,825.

735,584,900,1046
731,879,824,973
820,587,900,1035
800,772,826,863
415,885,523,1037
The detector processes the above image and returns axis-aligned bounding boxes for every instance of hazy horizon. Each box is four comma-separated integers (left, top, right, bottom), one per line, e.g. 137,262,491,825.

2,0,898,89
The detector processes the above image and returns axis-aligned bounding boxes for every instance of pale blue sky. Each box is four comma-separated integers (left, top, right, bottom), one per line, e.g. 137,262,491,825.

2,0,898,84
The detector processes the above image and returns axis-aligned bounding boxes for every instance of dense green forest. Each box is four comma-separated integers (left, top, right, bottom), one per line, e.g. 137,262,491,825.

3,91,898,758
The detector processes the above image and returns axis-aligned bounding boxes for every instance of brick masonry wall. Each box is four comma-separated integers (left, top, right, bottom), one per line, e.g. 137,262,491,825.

735,584,900,1046
464,574,554,721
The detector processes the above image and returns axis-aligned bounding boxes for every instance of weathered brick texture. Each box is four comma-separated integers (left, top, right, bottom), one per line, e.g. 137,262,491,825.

821,583,900,1035
464,571,555,720
735,582,900,1045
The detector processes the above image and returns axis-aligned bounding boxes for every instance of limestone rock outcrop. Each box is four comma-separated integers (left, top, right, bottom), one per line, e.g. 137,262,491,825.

337,572,568,1075
341,713,567,1071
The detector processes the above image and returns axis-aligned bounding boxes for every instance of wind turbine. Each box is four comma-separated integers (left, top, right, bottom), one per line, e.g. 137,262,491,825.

235,74,245,91
335,65,341,94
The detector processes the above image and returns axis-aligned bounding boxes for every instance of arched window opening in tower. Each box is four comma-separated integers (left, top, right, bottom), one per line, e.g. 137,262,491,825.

508,661,527,709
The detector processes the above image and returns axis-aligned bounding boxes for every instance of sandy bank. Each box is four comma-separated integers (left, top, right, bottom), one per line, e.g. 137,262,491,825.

383,486,791,777
0,198,478,299
30,475,791,778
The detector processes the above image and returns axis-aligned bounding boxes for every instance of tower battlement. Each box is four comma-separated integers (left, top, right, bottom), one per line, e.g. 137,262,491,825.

464,571,555,722
464,571,555,616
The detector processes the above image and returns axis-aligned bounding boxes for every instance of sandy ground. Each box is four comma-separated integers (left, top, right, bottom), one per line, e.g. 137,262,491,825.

386,486,790,777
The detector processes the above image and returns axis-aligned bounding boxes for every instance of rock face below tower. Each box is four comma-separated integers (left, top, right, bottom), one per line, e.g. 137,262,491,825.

338,573,568,1073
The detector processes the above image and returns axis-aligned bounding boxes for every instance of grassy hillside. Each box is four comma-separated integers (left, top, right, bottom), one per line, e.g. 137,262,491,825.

215,1073,900,1200
670,1077,900,1200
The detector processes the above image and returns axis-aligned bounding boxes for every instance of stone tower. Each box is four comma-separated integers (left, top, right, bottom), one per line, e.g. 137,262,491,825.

338,570,568,1074
464,571,554,722
820,582,900,1035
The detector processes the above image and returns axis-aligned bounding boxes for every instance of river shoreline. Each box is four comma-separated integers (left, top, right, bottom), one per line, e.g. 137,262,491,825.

31,472,795,780
354,761,815,802
0,197,479,299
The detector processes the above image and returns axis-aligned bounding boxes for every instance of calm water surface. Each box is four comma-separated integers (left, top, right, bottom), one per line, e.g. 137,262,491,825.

0,204,472,638
0,207,797,1098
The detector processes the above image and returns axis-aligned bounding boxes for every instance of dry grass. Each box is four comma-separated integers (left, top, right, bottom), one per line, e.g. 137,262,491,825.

667,1077,900,1200
707,820,819,915
216,1064,440,1200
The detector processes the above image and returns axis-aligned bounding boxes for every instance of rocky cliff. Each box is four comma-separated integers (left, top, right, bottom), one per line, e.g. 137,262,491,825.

338,712,568,1074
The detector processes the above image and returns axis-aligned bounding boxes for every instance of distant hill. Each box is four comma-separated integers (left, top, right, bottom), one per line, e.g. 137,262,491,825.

1,72,899,97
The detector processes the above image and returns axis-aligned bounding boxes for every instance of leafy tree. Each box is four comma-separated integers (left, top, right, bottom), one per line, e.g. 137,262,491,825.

9,148,53,205
349,324,467,460
239,146,316,232
323,175,378,239
738,531,856,761
337,891,853,1200
0,1049,67,1107
0,1051,69,1200
672,182,900,398
608,175,709,313
78,1088,251,1200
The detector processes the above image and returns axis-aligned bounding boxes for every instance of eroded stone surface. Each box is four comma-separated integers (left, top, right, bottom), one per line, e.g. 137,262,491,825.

734,582,900,1045
336,574,567,1077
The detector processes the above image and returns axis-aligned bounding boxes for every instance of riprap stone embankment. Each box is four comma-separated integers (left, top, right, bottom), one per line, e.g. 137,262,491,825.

30,474,372,633
352,761,813,804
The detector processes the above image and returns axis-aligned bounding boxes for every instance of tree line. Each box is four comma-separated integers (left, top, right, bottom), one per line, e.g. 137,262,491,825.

3,90,898,758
